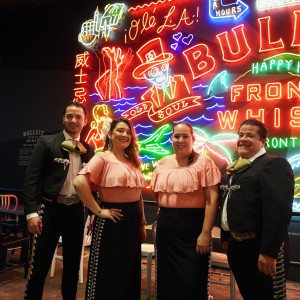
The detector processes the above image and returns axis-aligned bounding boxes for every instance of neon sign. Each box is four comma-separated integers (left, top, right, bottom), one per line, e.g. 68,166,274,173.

74,51,90,103
256,0,300,10
73,2,300,205
209,0,249,20
127,5,199,42
79,3,125,47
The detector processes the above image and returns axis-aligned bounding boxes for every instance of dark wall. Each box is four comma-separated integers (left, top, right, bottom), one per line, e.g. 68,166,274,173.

0,0,104,190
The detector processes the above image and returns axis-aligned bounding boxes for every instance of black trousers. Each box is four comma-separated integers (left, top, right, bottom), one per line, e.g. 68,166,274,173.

24,201,84,300
227,235,289,300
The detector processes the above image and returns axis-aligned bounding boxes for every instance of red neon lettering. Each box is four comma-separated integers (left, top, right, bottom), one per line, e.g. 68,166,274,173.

128,6,198,41
216,24,251,62
291,107,300,127
292,11,300,46
247,84,261,101
183,44,215,80
217,110,238,130
75,68,87,84
274,108,280,128
157,6,176,33
172,8,194,31
129,20,140,41
75,51,90,69
231,85,243,102
288,81,300,99
73,87,87,103
265,82,281,100
246,109,265,122
258,16,284,52
141,12,157,34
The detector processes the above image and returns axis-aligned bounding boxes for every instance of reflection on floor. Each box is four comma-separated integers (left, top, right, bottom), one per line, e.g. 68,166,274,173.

1,248,300,300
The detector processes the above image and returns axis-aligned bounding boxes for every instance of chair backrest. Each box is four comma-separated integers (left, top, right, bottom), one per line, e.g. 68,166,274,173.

152,220,157,250
0,194,18,210
83,215,92,247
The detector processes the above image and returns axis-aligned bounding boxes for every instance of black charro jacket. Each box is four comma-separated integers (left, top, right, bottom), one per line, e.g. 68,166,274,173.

23,131,94,215
219,153,294,258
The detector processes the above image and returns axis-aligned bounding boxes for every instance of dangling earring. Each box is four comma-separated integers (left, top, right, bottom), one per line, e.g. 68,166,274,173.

108,139,112,150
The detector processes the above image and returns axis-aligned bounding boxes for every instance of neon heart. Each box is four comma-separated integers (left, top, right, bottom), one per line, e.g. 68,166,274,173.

172,32,182,41
171,43,178,50
182,34,194,45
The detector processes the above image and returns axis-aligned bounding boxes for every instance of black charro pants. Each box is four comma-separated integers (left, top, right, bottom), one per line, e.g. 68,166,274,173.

24,201,84,300
227,235,289,300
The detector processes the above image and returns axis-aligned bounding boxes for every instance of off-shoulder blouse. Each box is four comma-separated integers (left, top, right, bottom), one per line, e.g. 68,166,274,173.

151,155,221,208
78,153,146,203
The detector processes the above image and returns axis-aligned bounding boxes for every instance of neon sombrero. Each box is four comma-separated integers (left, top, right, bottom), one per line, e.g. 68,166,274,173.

133,38,173,79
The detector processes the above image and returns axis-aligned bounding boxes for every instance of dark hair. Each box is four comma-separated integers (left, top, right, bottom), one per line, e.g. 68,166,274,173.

103,117,141,168
239,119,268,140
173,122,197,165
63,102,87,118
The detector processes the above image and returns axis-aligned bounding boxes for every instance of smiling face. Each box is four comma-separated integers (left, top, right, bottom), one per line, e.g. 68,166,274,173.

172,123,195,156
63,105,87,139
237,124,267,159
145,63,170,88
108,121,132,150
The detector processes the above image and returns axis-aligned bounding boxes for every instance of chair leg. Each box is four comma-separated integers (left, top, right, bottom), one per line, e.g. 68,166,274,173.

50,244,58,278
230,270,236,300
79,248,84,284
146,253,152,300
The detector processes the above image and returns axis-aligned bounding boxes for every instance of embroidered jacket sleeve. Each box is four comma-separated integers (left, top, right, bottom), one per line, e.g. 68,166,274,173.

259,157,294,258
23,136,49,215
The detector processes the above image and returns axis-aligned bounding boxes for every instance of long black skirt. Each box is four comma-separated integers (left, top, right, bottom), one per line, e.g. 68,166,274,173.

85,201,141,300
157,207,211,300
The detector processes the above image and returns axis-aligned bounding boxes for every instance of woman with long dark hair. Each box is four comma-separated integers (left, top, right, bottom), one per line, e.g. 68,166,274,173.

74,117,146,300
151,121,221,300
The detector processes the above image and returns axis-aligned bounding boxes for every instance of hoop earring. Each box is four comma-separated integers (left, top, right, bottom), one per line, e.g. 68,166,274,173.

108,139,112,150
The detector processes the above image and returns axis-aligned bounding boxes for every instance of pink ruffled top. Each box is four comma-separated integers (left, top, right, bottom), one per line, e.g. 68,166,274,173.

78,153,147,203
151,155,221,208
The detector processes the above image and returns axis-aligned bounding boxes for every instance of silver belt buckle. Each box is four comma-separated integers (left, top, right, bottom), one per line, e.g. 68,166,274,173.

57,195,79,206
64,196,75,206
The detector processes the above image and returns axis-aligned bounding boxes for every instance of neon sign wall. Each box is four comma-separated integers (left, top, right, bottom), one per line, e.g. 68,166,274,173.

74,0,300,210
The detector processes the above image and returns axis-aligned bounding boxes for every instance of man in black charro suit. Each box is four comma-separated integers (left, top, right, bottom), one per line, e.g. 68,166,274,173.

219,119,294,300
23,102,94,300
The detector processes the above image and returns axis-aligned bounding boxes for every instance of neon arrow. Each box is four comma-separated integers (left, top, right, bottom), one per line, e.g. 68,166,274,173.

209,0,249,20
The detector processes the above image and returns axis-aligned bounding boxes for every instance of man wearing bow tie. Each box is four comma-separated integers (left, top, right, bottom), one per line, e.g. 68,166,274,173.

23,102,94,300
219,119,294,300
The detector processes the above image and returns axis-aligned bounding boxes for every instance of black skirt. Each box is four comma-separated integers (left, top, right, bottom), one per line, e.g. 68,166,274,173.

85,201,141,300
157,207,211,300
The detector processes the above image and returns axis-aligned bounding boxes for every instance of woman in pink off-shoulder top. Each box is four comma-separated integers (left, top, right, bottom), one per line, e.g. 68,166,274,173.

74,117,147,300
151,122,221,300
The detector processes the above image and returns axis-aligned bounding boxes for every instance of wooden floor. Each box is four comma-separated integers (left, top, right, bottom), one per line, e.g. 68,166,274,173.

0,248,300,299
